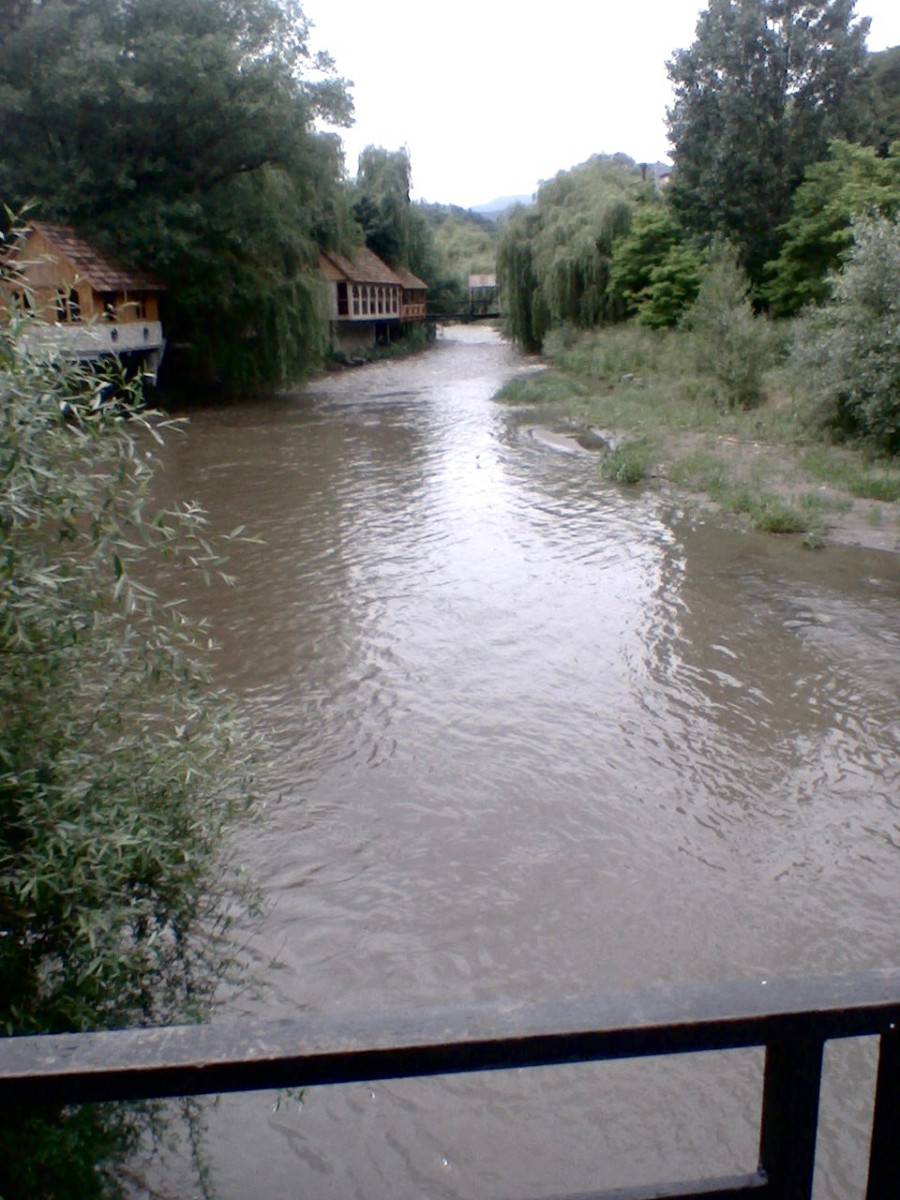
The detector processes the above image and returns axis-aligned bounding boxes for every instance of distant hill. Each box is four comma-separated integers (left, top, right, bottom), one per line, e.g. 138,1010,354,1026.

469,194,535,219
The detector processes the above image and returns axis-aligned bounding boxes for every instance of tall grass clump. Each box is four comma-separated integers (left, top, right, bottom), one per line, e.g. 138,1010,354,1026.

600,438,655,485
545,323,676,384
0,291,260,1196
494,370,589,406
801,445,900,500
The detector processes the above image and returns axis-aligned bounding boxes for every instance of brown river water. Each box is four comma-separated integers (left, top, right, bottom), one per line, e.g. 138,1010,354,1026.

148,326,900,1198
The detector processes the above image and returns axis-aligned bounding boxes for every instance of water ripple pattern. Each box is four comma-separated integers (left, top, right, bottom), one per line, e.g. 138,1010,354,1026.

150,326,900,1199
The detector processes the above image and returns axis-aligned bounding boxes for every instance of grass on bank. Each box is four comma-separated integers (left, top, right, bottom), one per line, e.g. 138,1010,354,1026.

495,322,899,543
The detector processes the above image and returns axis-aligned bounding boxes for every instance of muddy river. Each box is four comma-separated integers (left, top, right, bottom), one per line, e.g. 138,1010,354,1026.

150,325,900,1198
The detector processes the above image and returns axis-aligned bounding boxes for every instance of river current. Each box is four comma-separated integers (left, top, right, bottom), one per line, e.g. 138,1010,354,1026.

150,326,900,1198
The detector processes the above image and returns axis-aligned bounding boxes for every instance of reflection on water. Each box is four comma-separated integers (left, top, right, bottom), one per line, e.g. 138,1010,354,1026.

149,326,900,1198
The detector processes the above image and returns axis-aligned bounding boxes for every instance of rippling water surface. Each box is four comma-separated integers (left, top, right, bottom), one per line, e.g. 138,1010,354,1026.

151,326,900,1198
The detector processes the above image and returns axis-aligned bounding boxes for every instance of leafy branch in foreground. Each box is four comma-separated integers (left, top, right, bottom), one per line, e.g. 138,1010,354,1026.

0,320,261,1196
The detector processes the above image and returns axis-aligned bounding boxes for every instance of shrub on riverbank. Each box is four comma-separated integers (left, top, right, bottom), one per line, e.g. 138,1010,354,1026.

680,243,780,410
790,215,900,453
0,319,259,1196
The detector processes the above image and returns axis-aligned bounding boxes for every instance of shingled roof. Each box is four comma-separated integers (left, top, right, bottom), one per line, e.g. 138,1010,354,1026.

393,266,428,291
25,221,164,292
319,246,404,287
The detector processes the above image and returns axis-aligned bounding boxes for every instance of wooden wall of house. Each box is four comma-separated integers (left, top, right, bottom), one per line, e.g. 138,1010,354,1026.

6,229,159,324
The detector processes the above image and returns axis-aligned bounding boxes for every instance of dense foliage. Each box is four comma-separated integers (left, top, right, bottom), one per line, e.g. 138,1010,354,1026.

0,0,353,385
420,203,498,313
497,155,646,351
682,241,778,408
0,283,259,1194
495,4,900,457
861,45,900,154
766,140,900,315
792,215,900,450
608,206,702,328
666,0,870,287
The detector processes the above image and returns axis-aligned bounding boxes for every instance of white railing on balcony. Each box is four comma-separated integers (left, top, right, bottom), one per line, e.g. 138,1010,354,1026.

17,319,165,360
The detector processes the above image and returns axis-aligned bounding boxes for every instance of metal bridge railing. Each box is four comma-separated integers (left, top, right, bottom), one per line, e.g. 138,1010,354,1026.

2,969,900,1200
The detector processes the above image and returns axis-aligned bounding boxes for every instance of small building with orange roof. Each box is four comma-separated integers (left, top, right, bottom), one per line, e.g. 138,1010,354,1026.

318,246,427,355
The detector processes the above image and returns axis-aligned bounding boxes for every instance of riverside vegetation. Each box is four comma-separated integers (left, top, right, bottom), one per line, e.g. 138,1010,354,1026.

495,219,900,550
0,280,262,1197
495,2,900,549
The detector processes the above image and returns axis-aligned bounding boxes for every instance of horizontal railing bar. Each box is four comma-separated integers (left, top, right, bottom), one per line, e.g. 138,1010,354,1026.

2,970,899,1107
534,1170,768,1199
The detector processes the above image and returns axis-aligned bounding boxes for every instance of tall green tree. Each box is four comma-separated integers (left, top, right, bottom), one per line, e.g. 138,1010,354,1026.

352,147,416,266
859,45,900,154
766,139,900,315
608,205,702,326
350,145,444,290
0,0,353,384
667,0,870,287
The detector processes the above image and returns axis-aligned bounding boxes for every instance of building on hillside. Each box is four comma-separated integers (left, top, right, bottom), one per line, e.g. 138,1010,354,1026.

639,162,672,191
318,247,427,356
0,220,166,383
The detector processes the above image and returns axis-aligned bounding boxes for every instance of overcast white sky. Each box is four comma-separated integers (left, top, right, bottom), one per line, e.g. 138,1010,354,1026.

306,0,900,209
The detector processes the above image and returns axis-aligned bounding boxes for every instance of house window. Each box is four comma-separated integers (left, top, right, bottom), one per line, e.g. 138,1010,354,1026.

392,290,398,314
352,285,360,316
337,282,348,317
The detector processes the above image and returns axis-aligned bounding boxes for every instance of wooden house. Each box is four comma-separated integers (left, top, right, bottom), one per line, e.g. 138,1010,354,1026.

318,247,427,355
1,221,166,382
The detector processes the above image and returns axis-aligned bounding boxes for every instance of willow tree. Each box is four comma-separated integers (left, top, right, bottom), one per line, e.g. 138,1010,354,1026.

497,155,645,351
497,209,548,353
0,0,353,385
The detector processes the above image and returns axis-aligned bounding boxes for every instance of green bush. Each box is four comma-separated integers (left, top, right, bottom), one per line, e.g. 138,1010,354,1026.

682,243,778,409
791,215,900,452
636,244,703,329
0,311,259,1195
